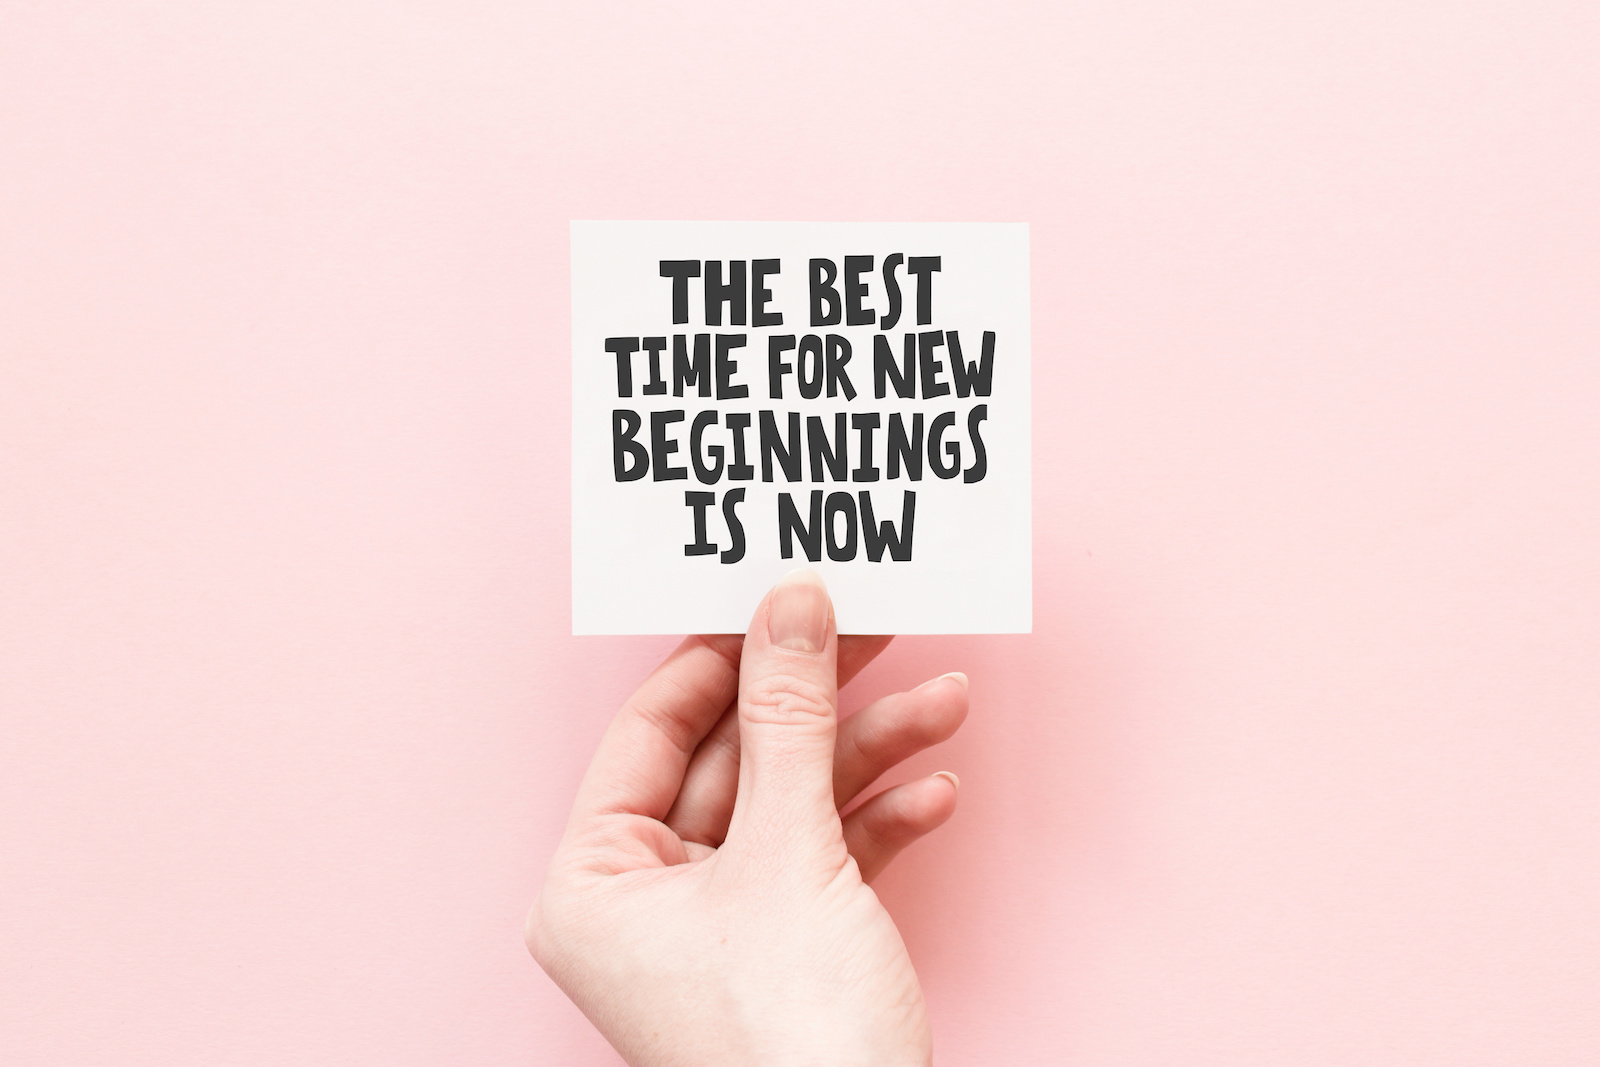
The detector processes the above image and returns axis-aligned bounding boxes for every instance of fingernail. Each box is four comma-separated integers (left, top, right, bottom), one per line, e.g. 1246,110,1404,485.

769,569,830,653
933,771,960,790
916,671,968,691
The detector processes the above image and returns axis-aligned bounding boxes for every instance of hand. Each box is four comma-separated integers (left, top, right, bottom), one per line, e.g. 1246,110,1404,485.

527,570,969,1066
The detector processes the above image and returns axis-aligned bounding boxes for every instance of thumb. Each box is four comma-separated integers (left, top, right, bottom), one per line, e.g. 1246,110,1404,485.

725,569,842,858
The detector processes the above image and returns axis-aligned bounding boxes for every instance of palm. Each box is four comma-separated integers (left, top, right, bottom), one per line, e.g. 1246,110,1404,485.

531,575,965,1067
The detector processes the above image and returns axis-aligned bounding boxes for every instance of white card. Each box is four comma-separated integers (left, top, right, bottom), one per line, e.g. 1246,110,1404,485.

571,221,1031,635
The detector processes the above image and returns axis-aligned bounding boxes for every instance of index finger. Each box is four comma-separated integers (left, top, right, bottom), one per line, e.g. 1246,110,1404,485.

569,633,744,824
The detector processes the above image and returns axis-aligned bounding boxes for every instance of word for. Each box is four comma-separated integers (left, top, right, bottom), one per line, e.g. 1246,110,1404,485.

591,248,1004,567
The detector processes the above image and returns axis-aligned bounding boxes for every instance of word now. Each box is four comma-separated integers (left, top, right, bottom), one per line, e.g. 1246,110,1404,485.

680,489,917,564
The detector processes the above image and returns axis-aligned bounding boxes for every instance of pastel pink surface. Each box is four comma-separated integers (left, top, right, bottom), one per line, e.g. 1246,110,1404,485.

2,2,1596,1064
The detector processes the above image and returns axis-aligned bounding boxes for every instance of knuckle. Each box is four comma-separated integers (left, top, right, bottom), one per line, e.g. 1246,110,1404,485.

862,695,942,755
523,896,551,964
904,686,968,743
920,699,966,743
741,670,836,725
523,879,598,971
709,718,742,760
898,700,947,746
855,712,901,762
868,804,915,847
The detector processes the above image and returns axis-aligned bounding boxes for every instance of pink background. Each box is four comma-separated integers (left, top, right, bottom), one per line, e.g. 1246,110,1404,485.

3,2,1597,1064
